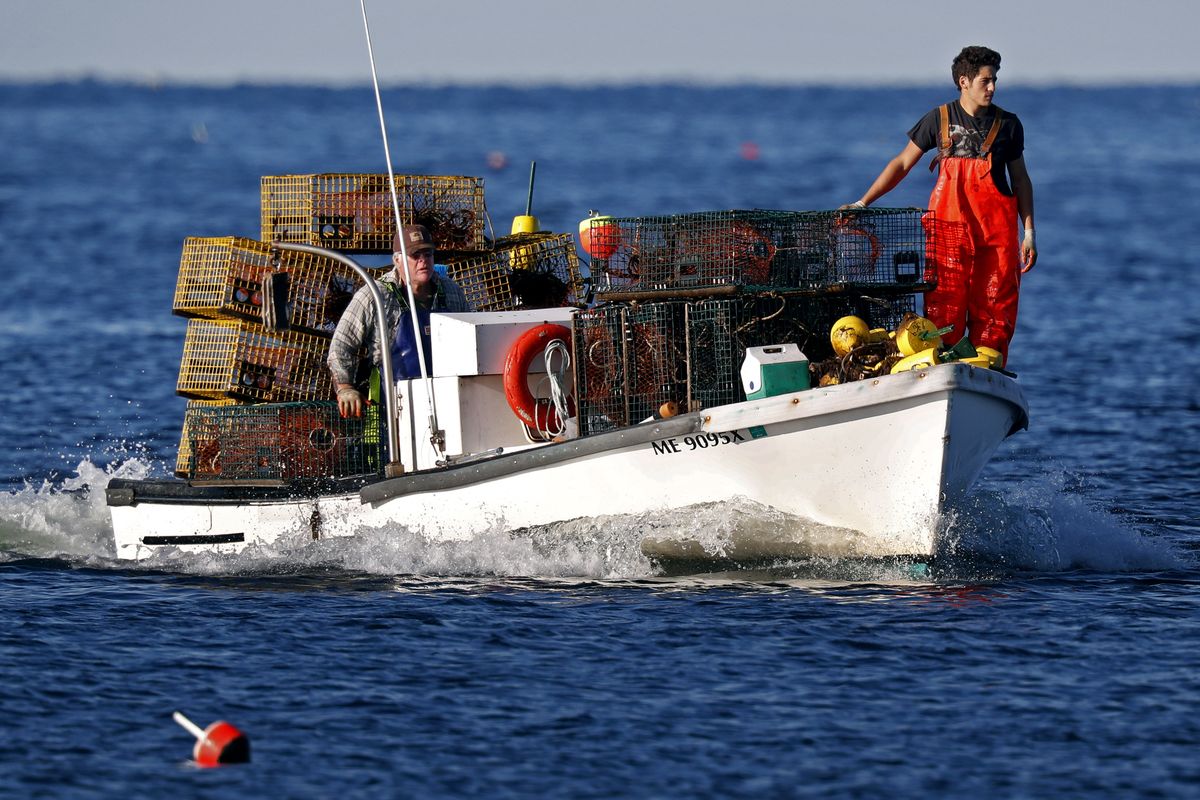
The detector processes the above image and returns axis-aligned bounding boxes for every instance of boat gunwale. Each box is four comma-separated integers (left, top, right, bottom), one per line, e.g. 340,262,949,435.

107,364,1026,509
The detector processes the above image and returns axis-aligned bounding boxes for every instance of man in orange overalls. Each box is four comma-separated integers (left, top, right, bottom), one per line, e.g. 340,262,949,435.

844,45,1037,365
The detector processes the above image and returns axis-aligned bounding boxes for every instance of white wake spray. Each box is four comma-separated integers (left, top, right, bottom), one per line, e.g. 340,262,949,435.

1,459,1184,581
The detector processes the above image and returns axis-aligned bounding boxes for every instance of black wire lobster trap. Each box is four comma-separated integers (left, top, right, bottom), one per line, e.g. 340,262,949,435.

444,232,586,311
686,293,917,410
572,292,917,434
572,302,688,435
589,208,950,297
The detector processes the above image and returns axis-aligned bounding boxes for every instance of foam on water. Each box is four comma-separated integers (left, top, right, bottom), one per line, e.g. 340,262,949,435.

2,458,1184,580
131,518,660,581
940,473,1185,572
0,456,149,562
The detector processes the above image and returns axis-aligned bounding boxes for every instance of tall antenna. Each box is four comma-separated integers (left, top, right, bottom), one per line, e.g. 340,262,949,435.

358,0,444,455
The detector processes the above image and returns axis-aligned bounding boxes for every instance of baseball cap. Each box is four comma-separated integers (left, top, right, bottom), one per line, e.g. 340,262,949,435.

394,224,434,255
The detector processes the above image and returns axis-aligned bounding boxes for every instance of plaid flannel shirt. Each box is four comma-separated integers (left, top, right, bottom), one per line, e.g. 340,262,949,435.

327,271,470,387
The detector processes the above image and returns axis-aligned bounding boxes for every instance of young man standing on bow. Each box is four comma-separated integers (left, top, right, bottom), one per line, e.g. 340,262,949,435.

845,45,1037,365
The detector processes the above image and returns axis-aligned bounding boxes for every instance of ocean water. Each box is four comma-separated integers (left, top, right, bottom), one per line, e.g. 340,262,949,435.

1,81,1198,798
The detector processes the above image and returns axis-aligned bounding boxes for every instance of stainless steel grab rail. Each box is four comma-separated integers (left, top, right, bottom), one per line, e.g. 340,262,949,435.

271,242,404,477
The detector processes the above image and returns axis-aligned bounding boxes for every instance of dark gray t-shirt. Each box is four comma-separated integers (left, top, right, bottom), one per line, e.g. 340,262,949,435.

908,102,1025,195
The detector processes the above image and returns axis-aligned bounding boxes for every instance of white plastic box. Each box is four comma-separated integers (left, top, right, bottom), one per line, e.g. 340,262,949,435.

431,308,576,377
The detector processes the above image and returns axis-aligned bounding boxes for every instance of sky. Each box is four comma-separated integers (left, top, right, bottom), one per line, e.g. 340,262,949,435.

3,0,1198,86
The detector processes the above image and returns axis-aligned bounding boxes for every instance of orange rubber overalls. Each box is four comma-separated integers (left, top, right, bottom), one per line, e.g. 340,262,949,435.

924,103,1020,362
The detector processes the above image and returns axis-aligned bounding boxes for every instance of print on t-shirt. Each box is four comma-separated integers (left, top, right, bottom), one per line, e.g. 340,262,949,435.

947,124,989,159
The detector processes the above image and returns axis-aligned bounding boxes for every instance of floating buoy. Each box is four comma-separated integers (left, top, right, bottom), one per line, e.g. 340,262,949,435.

173,711,250,767
578,211,620,259
740,141,760,161
512,161,540,236
509,161,542,270
486,150,509,170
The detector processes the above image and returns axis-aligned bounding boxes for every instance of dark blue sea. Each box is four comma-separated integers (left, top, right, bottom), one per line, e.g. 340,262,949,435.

1,81,1198,798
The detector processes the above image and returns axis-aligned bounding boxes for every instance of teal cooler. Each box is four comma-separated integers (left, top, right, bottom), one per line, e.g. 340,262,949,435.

740,344,810,400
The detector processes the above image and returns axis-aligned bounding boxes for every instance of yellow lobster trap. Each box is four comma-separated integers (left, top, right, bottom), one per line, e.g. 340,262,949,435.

172,236,366,336
177,319,333,403
261,173,488,253
444,232,585,311
175,399,239,477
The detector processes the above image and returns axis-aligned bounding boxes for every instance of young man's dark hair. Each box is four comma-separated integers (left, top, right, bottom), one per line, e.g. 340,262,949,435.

951,46,1002,87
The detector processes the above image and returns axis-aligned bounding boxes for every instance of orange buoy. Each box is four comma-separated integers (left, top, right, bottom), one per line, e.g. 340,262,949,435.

503,323,574,431
173,711,250,767
486,150,509,170
578,211,620,260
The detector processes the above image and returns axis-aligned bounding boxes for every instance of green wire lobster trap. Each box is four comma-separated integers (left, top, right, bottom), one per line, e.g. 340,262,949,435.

589,208,945,297
183,401,383,482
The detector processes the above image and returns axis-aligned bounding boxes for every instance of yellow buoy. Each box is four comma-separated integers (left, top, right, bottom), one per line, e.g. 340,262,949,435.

894,316,943,356
890,349,940,374
830,315,869,357
510,160,541,269
975,346,1004,368
511,215,540,235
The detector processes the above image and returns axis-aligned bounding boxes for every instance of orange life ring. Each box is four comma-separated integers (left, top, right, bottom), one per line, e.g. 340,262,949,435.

503,323,575,431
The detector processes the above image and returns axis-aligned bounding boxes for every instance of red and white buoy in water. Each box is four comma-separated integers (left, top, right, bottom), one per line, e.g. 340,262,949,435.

578,210,620,259
173,711,251,767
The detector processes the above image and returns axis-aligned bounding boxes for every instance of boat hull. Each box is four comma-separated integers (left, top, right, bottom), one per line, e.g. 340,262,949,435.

108,365,1027,562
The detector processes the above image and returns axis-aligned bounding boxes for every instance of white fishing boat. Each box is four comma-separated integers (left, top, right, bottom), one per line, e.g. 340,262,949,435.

106,253,1028,562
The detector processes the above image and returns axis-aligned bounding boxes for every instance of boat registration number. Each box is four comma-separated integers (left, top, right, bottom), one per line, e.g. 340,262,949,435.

651,430,747,455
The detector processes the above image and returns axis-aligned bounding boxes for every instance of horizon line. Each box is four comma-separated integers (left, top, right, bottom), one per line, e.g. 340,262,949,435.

4,74,1199,91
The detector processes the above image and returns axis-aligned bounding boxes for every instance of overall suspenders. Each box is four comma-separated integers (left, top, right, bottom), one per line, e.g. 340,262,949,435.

929,102,1004,172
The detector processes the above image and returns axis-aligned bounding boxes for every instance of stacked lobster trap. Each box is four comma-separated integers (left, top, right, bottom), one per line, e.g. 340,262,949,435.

171,234,367,407
589,208,937,294
180,401,383,482
173,236,362,337
169,172,589,480
573,208,947,435
261,173,488,254
444,232,586,312
170,230,385,480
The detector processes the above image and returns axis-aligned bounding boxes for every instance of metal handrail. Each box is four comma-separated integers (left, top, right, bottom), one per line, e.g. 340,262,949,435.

271,241,404,478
